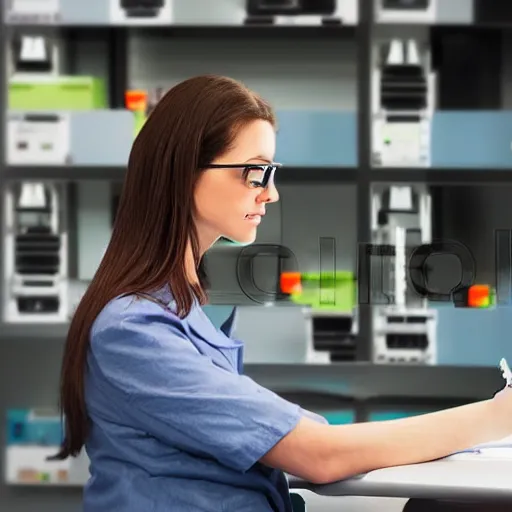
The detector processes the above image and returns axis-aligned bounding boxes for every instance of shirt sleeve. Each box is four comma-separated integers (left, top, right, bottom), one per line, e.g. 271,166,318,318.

90,312,302,473
300,408,329,425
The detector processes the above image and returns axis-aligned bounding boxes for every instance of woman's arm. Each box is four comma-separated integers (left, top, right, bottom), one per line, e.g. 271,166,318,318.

92,308,512,485
261,395,512,484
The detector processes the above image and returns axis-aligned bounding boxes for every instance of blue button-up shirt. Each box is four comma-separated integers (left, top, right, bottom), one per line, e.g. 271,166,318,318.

84,288,326,511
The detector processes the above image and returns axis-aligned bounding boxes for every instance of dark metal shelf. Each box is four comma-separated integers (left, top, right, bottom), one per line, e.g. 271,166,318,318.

244,362,502,402
370,168,512,184
139,24,356,39
5,23,356,39
8,166,512,186
2,166,127,181
379,23,512,31
278,167,357,183
13,166,512,186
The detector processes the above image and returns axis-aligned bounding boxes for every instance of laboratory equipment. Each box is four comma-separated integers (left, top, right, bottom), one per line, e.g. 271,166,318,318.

120,0,165,17
110,0,173,24
11,33,54,73
307,310,357,362
370,184,437,364
372,38,436,167
246,0,337,16
244,0,357,25
375,0,437,23
3,182,69,323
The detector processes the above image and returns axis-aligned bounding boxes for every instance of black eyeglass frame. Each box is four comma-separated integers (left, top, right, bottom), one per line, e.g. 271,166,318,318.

203,162,282,188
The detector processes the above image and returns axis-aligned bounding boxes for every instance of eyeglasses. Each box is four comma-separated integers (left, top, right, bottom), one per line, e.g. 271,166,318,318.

204,163,282,189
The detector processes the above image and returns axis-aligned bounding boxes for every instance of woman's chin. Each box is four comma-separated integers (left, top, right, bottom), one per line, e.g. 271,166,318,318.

225,229,257,246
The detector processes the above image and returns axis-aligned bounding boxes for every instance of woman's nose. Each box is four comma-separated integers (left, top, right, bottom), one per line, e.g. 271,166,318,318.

259,182,279,203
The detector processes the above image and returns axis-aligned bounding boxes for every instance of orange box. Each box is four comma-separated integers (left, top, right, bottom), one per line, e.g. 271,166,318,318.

467,284,490,308
280,272,302,294
125,90,147,111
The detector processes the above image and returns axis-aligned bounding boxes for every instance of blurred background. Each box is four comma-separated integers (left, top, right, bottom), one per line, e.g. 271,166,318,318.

2,0,512,510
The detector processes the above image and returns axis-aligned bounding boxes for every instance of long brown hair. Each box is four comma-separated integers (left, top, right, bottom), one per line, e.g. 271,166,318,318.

55,75,276,459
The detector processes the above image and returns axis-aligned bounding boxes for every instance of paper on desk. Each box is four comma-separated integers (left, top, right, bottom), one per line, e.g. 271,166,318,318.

445,358,512,459
445,434,512,459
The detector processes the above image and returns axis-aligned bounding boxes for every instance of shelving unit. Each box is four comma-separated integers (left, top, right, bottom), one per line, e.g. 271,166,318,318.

2,0,512,358
10,165,512,185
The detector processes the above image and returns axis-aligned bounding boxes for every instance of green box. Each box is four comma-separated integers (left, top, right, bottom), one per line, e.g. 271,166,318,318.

289,271,356,313
8,76,108,110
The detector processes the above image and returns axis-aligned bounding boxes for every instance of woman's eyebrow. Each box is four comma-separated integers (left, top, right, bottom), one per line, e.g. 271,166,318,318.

244,156,272,163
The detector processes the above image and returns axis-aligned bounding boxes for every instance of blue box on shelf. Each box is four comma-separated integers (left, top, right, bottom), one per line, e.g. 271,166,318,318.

433,304,512,367
275,110,357,167
432,112,512,168
71,111,134,165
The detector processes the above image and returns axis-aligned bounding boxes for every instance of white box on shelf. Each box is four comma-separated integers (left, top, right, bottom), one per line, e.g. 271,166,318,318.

7,112,71,166
6,446,89,486
5,0,60,24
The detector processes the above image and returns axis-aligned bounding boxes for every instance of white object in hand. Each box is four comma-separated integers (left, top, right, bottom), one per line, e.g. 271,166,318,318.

499,358,512,387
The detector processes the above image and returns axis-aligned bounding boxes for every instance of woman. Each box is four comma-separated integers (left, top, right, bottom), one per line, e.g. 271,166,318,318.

56,74,512,512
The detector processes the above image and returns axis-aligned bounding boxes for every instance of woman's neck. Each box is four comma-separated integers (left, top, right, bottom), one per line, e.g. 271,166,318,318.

185,227,218,286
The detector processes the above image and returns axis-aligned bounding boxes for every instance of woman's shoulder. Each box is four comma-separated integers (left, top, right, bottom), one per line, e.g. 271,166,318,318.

91,291,183,342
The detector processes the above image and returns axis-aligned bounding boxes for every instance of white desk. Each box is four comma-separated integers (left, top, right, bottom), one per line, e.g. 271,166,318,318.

289,456,512,503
